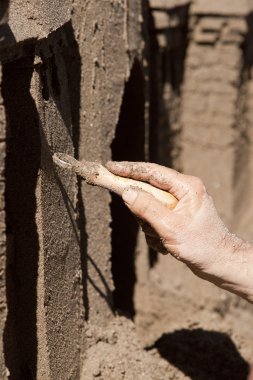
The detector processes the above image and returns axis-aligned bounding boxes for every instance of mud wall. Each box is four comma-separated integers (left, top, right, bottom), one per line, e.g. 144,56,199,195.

0,0,145,379
0,1,253,380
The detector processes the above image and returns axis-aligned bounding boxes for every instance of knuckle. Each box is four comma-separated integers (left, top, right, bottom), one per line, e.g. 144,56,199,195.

188,176,206,195
131,162,150,176
149,165,169,183
129,163,137,176
149,167,159,180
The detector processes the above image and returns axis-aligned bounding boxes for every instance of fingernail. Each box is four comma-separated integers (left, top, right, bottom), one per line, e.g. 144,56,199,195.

122,188,138,205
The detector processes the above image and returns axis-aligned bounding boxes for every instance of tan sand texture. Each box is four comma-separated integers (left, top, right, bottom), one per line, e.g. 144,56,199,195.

0,0,253,379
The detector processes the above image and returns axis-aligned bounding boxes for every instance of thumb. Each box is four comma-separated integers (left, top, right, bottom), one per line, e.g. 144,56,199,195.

122,187,172,237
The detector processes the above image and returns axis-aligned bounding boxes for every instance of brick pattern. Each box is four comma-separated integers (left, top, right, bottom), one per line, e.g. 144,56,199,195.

191,0,253,17
192,16,247,45
150,0,190,10
180,5,252,230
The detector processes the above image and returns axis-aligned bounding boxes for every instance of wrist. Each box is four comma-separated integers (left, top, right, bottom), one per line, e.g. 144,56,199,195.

204,234,253,302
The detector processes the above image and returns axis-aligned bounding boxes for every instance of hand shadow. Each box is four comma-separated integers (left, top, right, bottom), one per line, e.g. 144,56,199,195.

150,328,250,380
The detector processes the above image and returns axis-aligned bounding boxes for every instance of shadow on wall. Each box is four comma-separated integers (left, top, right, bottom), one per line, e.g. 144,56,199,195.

2,19,112,379
3,48,40,380
0,1,16,50
151,329,250,380
0,0,9,21
2,20,94,378
110,60,145,317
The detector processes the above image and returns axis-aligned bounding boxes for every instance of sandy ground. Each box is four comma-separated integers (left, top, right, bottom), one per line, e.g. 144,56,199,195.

81,307,252,380
81,253,253,380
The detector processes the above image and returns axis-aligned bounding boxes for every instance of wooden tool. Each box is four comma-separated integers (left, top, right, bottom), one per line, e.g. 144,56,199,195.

53,153,177,209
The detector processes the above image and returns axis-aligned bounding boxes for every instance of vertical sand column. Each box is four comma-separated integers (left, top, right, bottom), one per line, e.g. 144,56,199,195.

1,1,81,378
71,0,144,329
34,29,83,379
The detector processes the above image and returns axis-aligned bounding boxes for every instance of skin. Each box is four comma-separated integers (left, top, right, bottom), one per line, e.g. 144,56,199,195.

106,161,253,304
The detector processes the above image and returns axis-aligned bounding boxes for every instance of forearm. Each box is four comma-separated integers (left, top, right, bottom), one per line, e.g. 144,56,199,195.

193,236,253,303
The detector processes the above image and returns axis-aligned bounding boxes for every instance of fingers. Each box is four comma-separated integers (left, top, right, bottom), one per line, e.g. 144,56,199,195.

122,188,172,237
106,161,188,199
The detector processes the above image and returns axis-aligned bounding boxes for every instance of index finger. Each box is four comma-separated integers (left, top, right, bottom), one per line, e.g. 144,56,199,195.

106,161,189,200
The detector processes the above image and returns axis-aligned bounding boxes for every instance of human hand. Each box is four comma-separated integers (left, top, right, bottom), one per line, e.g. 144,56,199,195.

106,161,253,301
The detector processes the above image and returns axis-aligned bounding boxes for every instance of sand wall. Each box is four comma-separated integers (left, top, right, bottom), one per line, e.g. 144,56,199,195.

0,1,253,379
0,0,145,378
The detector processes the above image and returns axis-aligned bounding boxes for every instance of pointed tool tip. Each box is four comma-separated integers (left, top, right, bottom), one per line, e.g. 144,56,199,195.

53,152,76,170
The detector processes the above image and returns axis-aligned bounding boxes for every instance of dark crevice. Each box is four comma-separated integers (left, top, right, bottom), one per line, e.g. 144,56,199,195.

110,60,145,317
39,61,50,101
147,5,190,267
148,249,158,268
3,51,40,380
50,53,61,97
148,4,190,169
233,12,253,230
0,0,9,21
39,48,61,100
